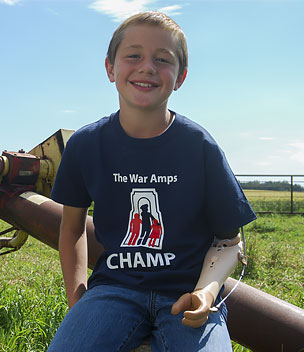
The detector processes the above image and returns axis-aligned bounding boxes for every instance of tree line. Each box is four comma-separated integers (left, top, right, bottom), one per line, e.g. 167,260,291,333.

238,180,304,192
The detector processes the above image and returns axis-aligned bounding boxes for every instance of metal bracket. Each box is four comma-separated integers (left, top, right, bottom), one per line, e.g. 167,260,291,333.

0,227,29,256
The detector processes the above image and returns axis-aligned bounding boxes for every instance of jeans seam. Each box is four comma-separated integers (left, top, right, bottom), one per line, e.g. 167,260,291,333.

119,311,150,352
152,294,168,352
153,322,168,352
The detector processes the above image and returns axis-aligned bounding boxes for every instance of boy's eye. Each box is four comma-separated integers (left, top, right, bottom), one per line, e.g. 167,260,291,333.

156,57,169,63
127,54,140,59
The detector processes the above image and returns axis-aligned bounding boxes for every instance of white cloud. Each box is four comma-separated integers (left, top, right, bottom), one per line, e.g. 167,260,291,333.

0,0,20,5
277,149,292,154
258,137,275,141
289,142,304,148
89,0,182,22
158,5,182,16
289,142,304,165
89,0,154,21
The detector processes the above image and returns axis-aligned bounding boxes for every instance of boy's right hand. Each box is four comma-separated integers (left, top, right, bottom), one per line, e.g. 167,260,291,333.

171,289,214,328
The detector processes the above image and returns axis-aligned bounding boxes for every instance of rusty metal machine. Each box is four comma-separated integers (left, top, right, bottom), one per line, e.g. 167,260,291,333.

0,130,304,352
0,130,103,265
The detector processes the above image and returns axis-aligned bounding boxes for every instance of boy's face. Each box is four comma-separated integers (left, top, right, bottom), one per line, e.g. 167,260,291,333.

106,24,186,113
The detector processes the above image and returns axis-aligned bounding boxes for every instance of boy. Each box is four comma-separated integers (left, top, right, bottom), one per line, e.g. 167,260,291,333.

48,11,256,351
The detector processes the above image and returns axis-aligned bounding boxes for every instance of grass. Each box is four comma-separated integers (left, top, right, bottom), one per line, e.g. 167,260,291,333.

239,214,304,307
230,214,304,351
244,190,304,213
0,223,67,352
1,212,303,351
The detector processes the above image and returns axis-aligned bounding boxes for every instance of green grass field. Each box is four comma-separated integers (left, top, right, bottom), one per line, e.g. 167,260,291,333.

244,189,304,200
244,189,304,213
1,210,303,351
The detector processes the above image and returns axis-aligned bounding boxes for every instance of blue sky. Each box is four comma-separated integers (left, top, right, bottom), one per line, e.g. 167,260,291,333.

1,0,303,176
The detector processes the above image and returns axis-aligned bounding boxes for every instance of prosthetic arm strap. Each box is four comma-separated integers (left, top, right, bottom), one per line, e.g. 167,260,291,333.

194,234,243,304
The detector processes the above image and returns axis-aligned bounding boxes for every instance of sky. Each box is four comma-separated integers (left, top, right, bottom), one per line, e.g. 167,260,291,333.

1,0,303,179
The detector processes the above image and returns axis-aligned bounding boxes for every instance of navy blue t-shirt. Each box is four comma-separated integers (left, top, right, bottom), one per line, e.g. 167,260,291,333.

51,111,256,297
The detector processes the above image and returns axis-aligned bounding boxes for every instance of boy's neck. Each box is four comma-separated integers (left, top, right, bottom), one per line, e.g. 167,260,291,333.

118,106,174,139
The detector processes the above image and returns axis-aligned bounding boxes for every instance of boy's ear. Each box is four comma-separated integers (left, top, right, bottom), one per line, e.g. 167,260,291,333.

105,57,115,83
174,69,187,91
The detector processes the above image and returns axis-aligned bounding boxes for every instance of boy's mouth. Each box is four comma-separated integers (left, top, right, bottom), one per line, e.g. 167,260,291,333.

130,81,159,88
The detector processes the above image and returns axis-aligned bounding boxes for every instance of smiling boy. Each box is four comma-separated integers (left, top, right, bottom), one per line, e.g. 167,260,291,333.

106,23,186,138
48,11,256,352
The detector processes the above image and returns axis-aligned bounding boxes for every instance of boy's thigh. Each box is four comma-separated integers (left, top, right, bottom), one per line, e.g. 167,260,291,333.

152,297,232,352
48,285,152,352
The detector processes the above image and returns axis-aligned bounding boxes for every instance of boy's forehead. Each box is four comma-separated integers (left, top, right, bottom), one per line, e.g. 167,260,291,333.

119,24,177,51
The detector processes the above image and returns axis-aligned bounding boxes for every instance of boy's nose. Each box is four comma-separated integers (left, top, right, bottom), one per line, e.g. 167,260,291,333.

138,59,157,75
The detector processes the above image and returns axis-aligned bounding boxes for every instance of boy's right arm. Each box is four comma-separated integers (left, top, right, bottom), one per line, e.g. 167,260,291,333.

59,205,88,309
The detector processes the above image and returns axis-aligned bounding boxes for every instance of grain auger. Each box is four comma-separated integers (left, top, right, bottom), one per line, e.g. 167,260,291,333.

0,130,303,351
0,129,73,256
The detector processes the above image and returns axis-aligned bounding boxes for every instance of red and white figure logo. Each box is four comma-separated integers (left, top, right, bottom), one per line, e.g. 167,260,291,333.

121,188,164,250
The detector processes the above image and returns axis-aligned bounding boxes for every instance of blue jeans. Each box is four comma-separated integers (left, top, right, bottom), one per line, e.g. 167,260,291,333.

48,285,232,352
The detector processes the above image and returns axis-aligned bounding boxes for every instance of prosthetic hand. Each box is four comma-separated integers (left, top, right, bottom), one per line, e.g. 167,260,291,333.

171,288,215,328
171,234,245,328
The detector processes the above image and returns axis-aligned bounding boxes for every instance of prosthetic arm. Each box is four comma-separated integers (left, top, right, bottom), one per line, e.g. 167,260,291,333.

171,229,247,327
194,231,246,311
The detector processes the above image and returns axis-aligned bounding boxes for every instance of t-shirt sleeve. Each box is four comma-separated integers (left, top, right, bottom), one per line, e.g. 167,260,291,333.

203,140,256,235
50,133,92,208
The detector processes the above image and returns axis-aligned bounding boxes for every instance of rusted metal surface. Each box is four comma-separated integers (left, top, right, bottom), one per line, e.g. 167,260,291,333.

1,189,304,351
1,151,40,185
223,278,304,352
29,129,74,197
0,188,103,268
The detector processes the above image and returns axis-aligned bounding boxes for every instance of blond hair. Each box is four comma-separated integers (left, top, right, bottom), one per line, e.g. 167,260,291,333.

107,11,188,76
